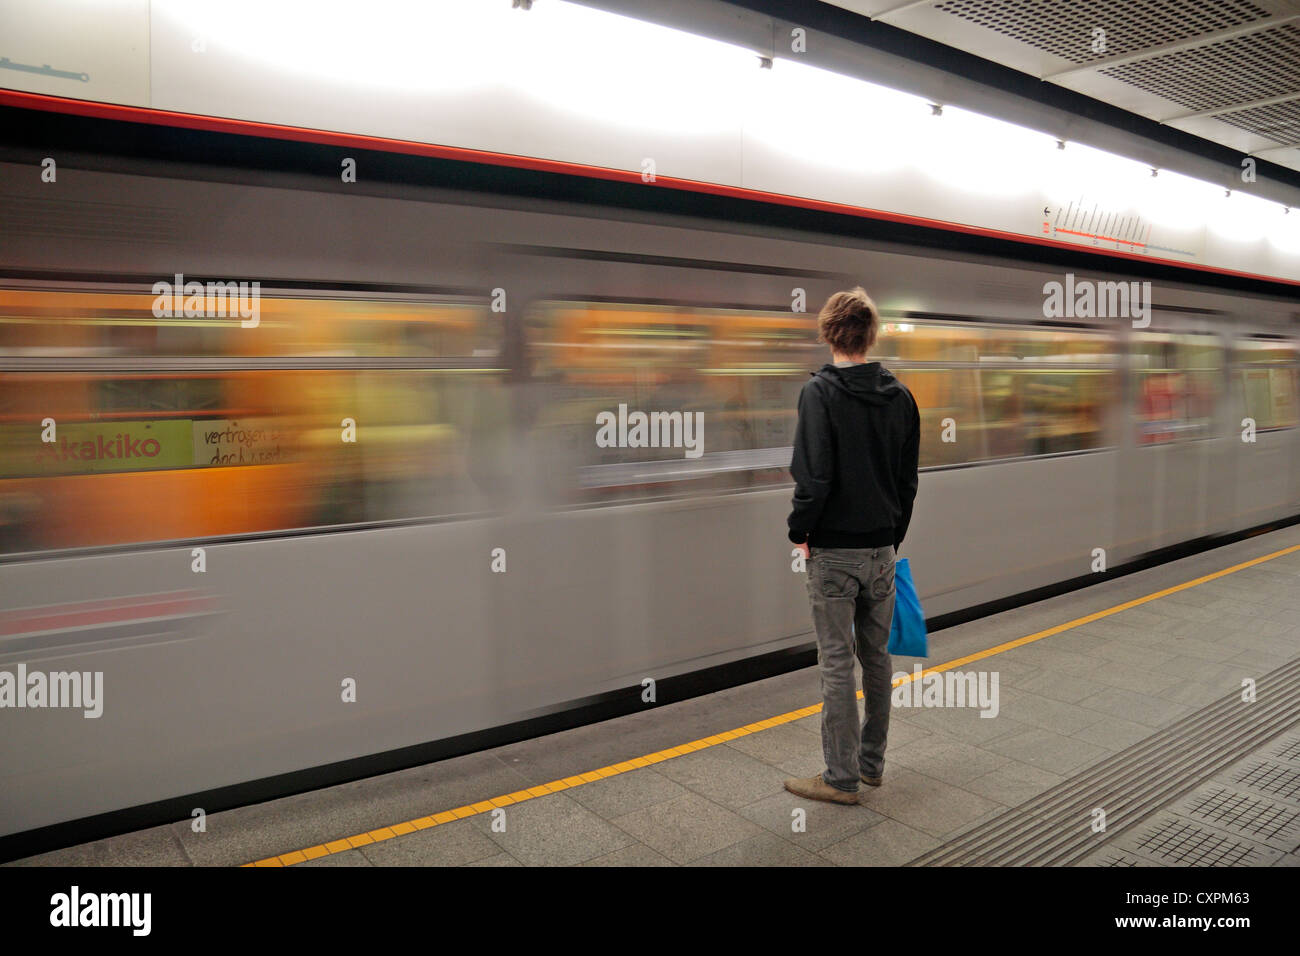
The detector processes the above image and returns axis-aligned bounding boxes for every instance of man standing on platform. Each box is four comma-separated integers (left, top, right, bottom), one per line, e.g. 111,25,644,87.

783,287,920,805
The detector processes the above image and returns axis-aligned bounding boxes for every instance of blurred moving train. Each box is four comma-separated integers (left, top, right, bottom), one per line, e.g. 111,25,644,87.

1,147,1298,846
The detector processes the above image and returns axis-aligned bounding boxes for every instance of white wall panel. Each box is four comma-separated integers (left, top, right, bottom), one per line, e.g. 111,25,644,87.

3,0,1299,281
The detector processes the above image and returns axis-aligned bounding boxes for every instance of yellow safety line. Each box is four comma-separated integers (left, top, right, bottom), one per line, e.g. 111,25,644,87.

906,542,1300,676
243,540,1300,866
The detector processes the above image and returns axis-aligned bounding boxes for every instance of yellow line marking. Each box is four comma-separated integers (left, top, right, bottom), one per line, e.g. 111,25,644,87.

895,542,1300,685
243,539,1300,867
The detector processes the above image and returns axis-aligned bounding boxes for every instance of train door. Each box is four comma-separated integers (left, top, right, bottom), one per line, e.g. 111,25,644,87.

1227,332,1300,530
1202,322,1239,539
1120,313,1226,553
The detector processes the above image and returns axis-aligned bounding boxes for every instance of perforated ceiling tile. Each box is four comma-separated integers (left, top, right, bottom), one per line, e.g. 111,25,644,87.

1099,22,1300,111
877,1,1300,172
1216,100,1300,146
932,0,1273,64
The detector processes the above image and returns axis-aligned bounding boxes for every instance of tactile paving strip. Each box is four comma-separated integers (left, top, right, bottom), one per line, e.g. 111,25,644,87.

1227,759,1300,803
909,654,1300,866
1078,848,1163,867
1267,735,1300,764
1113,814,1283,867
1173,784,1300,851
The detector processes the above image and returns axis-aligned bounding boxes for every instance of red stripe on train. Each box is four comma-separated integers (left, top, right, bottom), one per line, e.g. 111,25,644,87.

0,591,217,636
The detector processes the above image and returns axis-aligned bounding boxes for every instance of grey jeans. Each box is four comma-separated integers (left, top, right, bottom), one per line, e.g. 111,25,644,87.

806,546,897,792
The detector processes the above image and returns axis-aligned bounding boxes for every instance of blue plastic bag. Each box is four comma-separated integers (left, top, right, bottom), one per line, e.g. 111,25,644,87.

887,558,928,658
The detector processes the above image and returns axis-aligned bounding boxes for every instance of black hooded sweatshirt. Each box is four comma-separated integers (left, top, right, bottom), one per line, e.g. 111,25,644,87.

787,362,920,550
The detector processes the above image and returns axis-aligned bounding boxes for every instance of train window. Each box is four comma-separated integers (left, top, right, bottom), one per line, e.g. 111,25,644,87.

524,304,1118,503
0,289,496,358
0,288,508,555
1235,339,1299,430
874,322,1111,364
1131,332,1221,444
875,321,1115,466
95,376,226,415
525,301,819,501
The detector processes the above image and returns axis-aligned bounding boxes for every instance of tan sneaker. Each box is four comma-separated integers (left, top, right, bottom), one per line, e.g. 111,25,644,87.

783,775,859,805
861,773,882,787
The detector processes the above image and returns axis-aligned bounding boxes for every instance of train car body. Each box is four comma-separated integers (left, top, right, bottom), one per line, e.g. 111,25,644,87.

1,156,1297,844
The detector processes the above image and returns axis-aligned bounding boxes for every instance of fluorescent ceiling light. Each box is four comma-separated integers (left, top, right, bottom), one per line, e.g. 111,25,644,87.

743,58,932,176
1208,189,1278,243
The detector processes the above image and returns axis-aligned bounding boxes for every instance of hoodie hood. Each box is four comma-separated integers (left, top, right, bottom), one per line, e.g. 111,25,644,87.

812,362,904,406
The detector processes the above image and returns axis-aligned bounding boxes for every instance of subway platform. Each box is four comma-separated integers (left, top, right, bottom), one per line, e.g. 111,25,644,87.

9,525,1300,869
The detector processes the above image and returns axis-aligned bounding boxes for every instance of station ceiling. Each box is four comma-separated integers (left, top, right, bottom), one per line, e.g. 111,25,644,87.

824,0,1300,173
